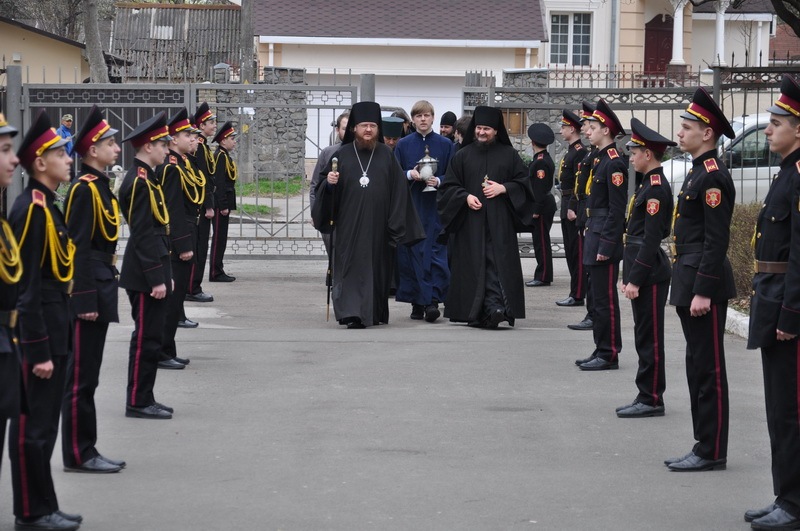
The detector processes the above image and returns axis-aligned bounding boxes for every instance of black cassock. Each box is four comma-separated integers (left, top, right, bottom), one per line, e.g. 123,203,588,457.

312,142,424,327
437,141,534,324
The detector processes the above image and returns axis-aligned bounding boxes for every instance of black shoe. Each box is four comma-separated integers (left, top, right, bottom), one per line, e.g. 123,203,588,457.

53,511,81,524
185,291,214,303
125,405,172,419
525,279,551,287
424,304,440,323
664,451,695,467
173,356,190,365
177,319,199,328
668,453,726,471
210,273,235,282
615,400,638,413
410,304,424,320
574,352,596,366
157,359,185,370
153,401,174,413
64,455,121,474
15,513,79,531
616,402,665,418
97,453,126,469
556,296,584,307
751,506,800,529
746,504,778,523
486,308,506,329
579,357,619,371
346,319,366,329
567,317,593,331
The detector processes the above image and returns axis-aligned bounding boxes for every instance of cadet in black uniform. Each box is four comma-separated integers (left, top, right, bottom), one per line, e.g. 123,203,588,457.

555,110,586,307
157,108,201,369
210,121,238,282
9,111,81,530
568,101,597,332
665,87,736,472
577,99,628,371
187,102,216,303
61,105,125,473
118,113,174,420
0,114,23,508
744,75,800,530
525,123,557,287
616,118,674,418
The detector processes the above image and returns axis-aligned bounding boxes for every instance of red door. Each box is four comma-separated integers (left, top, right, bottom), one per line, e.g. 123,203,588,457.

644,15,674,74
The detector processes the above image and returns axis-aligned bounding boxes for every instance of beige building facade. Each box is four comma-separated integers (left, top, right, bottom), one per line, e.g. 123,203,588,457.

1,17,89,84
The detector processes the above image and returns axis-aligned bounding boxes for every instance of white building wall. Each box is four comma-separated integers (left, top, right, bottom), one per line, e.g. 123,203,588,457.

691,18,773,67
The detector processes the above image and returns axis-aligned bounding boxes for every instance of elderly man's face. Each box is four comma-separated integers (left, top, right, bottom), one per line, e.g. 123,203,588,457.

475,125,497,144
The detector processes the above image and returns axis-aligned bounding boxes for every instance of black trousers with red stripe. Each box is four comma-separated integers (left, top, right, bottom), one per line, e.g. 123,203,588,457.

761,339,800,512
588,261,622,361
61,319,109,467
209,209,230,280
530,215,554,284
677,303,729,461
9,357,67,518
631,281,668,406
191,215,211,294
126,290,165,408
163,259,191,360
562,216,584,299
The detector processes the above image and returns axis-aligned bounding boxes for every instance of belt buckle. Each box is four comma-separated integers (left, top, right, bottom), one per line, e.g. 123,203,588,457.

669,243,677,257
8,310,17,328
623,234,628,245
586,208,590,218
165,223,171,236
753,259,759,274
66,279,74,295
110,254,118,266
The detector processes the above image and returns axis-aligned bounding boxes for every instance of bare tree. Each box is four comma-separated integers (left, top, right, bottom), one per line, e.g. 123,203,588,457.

83,0,109,82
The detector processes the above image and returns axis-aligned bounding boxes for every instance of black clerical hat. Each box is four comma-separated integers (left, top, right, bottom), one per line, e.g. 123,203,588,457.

626,118,677,153
212,121,237,144
587,99,625,138
382,117,404,138
194,102,216,127
0,113,19,137
17,110,69,168
123,112,171,149
168,108,193,137
680,87,735,139
527,123,555,146
74,105,118,157
767,75,800,117
561,110,581,130
580,101,596,122
440,111,457,126
463,106,511,147
343,102,385,144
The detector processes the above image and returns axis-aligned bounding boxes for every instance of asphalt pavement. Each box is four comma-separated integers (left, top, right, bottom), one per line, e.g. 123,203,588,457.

0,257,772,530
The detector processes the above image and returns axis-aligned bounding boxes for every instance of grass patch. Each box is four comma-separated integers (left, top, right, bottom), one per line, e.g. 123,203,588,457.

238,176,304,198
238,203,278,216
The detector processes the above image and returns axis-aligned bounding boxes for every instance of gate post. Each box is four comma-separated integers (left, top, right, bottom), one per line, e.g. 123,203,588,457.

712,66,722,103
6,65,23,205
360,74,375,102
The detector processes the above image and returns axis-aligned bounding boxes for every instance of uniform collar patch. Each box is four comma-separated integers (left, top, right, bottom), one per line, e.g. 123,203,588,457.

137,166,148,179
79,174,98,182
608,148,619,159
650,174,661,186
704,158,719,173
31,189,46,207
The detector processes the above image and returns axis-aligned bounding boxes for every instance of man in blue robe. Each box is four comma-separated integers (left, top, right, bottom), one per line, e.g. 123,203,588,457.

394,101,456,322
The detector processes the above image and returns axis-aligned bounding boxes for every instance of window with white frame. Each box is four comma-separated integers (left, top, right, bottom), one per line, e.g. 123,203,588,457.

549,13,591,66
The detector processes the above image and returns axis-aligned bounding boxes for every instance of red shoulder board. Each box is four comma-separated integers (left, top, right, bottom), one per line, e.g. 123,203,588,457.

169,155,178,165
650,174,661,186
31,189,46,207
536,153,544,160
795,160,800,174
198,137,205,144
78,174,97,183
575,144,583,150
608,148,619,159
704,158,719,173
536,169,545,179
137,167,148,179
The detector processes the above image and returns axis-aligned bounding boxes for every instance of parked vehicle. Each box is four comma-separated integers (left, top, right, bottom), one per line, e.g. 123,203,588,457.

661,113,778,204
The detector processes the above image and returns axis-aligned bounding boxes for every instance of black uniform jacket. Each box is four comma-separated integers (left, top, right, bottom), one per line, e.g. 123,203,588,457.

584,144,628,263
9,179,72,364
65,165,120,322
748,148,800,349
157,150,196,258
118,159,172,294
0,216,22,418
195,135,216,211
570,147,597,230
529,150,557,217
669,149,737,307
559,140,585,219
623,169,673,287
214,147,237,211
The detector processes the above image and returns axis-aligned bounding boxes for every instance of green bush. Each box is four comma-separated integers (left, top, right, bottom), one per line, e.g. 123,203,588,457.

728,201,761,311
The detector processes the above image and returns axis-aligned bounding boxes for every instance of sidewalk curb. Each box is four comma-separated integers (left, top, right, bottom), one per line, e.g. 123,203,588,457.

726,307,749,339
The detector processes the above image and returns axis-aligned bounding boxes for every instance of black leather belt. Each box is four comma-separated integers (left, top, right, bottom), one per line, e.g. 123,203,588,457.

41,279,74,294
90,250,117,266
754,260,788,274
623,235,644,246
586,208,608,217
669,242,704,256
0,309,18,328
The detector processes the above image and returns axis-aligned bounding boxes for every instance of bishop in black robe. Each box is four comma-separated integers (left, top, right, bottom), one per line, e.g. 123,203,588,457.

312,101,424,329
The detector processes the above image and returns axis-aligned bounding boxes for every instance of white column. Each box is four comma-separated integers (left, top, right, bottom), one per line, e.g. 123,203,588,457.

756,21,764,65
670,0,688,65
713,0,731,66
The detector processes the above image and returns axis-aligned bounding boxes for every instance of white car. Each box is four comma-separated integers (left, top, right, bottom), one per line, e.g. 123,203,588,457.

661,112,778,204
